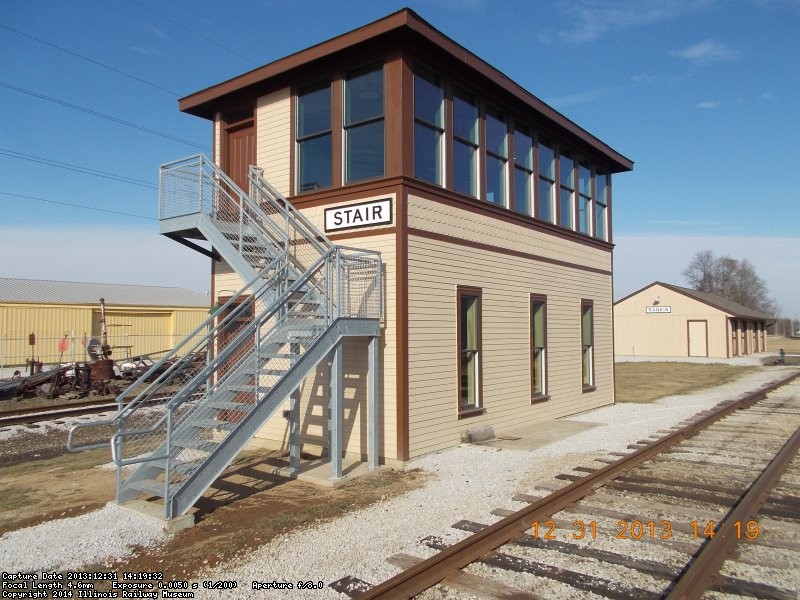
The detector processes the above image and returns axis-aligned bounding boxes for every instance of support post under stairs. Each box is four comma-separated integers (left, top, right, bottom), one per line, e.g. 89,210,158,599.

289,387,300,474
329,343,343,480
368,335,380,470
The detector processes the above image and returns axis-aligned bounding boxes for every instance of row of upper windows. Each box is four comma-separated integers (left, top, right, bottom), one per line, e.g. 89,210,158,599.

294,60,611,241
414,64,610,241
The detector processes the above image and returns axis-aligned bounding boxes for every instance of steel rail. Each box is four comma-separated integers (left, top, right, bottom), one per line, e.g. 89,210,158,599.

357,370,800,599
0,400,121,426
666,424,800,599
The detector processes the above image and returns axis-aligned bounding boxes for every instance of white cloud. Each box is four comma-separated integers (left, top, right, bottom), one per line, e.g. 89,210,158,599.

697,100,720,109
142,23,168,39
550,0,716,43
614,235,800,316
1,227,210,294
760,91,774,100
129,45,161,56
670,39,740,65
546,86,627,108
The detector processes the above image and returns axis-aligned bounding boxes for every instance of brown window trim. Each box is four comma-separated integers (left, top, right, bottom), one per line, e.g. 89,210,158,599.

458,407,486,419
530,293,548,402
581,298,595,391
457,285,483,417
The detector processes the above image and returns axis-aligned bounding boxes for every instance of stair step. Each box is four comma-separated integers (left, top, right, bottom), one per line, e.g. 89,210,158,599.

207,399,256,411
287,328,324,338
191,418,238,431
150,458,205,475
126,478,178,499
260,368,287,376
172,437,220,452
225,384,257,393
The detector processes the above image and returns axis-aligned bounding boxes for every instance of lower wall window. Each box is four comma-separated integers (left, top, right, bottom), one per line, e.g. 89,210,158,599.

531,295,547,398
458,286,482,414
581,300,594,389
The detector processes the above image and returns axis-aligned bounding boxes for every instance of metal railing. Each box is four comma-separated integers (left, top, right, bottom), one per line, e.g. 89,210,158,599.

71,154,382,518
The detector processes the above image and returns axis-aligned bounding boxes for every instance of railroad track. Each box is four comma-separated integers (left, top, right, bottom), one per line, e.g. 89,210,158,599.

338,372,800,599
0,393,202,428
0,398,122,427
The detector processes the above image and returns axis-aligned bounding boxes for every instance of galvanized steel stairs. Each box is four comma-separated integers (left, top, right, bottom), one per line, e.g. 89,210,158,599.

68,155,381,519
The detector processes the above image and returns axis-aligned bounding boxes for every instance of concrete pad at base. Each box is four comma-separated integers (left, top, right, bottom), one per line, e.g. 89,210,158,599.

265,457,378,488
111,500,195,533
476,418,600,451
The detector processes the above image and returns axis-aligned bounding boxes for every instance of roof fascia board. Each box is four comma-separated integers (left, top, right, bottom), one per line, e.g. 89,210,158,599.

179,9,633,171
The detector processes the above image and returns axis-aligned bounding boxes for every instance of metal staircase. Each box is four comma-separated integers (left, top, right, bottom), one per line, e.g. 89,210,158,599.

69,155,382,519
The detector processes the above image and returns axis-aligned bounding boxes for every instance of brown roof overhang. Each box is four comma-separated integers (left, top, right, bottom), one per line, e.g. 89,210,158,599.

179,8,633,173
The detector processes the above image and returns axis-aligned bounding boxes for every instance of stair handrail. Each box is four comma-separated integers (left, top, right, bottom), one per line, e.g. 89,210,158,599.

248,166,333,254
67,256,287,452
96,251,334,469
160,154,292,249
145,245,380,458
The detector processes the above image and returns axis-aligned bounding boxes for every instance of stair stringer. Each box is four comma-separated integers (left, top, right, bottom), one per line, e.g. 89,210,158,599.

123,318,378,518
170,317,378,517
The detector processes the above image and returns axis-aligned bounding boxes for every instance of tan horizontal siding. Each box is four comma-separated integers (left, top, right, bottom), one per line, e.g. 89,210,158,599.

256,88,291,197
406,230,613,459
407,194,611,273
253,231,399,461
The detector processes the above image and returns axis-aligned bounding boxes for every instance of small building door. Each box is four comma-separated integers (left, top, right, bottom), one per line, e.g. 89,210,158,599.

219,109,255,220
688,320,708,357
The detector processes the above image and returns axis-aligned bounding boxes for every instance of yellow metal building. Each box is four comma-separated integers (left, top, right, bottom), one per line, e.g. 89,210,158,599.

0,278,209,370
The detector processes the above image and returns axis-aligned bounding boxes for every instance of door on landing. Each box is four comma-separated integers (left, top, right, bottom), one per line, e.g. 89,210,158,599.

688,320,708,357
220,110,255,221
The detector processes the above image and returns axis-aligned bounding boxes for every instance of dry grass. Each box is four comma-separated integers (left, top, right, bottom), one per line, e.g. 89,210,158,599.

614,362,754,403
768,335,800,353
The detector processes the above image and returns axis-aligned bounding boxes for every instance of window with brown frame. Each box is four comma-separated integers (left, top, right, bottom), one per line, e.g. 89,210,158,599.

559,150,575,229
513,125,533,215
594,170,609,241
485,104,508,207
296,79,332,192
414,63,445,186
457,286,482,415
536,135,556,223
578,160,592,235
531,295,547,399
581,299,594,389
343,62,385,183
453,87,479,198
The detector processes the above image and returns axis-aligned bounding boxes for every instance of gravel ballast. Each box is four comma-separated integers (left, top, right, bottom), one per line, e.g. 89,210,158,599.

0,366,795,595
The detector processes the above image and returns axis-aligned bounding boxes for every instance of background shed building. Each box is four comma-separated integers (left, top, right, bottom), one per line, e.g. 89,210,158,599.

614,282,772,359
161,8,633,465
0,278,209,370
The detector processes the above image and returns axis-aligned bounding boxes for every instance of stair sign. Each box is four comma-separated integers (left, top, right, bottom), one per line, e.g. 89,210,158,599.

324,198,392,232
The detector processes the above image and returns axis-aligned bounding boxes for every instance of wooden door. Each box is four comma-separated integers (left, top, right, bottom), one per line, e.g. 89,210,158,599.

688,320,708,357
219,113,255,221
216,295,255,422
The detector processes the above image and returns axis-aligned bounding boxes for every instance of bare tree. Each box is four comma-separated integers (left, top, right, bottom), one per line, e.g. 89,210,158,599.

682,250,778,315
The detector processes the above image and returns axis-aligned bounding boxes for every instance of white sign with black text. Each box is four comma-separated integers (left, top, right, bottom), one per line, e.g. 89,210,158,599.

324,198,393,232
646,306,672,314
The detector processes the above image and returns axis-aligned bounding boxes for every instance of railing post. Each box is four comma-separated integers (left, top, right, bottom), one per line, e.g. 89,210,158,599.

368,335,380,470
198,159,204,214
164,409,172,520
329,342,343,480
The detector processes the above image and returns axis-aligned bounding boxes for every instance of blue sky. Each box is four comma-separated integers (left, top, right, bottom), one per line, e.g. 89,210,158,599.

1,0,798,316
